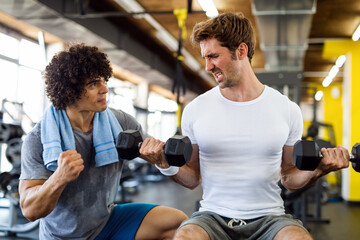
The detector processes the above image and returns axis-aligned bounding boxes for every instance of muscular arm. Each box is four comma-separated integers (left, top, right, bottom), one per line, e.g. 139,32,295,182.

142,141,201,190
19,150,84,221
281,144,350,191
19,176,66,221
280,145,321,191
169,144,201,190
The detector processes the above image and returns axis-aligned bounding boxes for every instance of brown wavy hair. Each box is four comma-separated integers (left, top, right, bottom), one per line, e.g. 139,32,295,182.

191,12,256,63
44,43,112,109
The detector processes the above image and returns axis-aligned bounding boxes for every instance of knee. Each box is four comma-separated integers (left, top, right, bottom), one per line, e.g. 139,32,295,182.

136,207,187,240
153,207,187,234
174,224,210,240
274,226,313,240
166,208,188,229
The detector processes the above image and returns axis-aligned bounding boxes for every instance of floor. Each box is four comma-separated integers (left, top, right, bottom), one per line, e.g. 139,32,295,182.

1,178,360,240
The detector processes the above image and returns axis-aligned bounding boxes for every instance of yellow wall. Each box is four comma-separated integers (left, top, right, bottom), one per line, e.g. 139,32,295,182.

323,40,360,201
323,84,343,146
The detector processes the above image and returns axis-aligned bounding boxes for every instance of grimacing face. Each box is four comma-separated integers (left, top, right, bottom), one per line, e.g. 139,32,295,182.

200,38,242,89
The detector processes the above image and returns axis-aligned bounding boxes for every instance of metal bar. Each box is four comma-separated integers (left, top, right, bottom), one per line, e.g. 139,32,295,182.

253,9,316,16
18,10,205,20
260,44,308,51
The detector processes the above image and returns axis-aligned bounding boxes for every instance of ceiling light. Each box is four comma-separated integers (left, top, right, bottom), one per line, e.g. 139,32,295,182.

328,65,339,78
155,30,178,52
114,0,145,18
335,55,346,67
352,24,360,41
315,91,324,101
322,76,333,87
114,0,143,12
198,0,219,18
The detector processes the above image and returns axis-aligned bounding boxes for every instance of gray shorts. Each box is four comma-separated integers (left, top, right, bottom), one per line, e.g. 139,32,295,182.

179,211,308,240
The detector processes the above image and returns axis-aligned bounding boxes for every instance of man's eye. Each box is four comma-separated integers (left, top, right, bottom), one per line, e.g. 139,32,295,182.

87,81,97,87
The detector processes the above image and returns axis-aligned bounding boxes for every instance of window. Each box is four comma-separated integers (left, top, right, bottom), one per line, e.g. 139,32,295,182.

0,30,45,172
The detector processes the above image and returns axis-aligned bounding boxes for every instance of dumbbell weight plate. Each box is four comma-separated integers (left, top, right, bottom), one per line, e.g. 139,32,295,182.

293,140,322,170
0,122,9,143
351,143,360,172
116,130,143,160
6,138,23,168
0,123,23,143
165,135,192,167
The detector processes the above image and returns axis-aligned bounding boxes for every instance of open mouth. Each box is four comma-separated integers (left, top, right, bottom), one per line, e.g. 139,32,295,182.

214,72,222,81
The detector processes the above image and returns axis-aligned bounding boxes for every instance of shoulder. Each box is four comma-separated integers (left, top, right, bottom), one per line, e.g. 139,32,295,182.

109,108,142,131
24,121,41,143
184,87,217,110
264,86,302,118
266,86,298,106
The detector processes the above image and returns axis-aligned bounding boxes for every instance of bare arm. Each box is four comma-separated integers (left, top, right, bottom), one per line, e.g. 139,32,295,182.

169,144,201,190
19,150,84,221
281,145,350,191
140,139,201,190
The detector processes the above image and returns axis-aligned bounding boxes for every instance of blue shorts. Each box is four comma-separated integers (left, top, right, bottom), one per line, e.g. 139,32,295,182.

94,203,157,240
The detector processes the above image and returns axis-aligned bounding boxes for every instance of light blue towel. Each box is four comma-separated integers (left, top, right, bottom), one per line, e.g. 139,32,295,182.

41,105,123,171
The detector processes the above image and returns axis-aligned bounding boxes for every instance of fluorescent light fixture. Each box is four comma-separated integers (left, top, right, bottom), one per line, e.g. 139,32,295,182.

114,0,145,18
335,55,346,67
115,0,210,84
198,0,219,17
315,90,324,101
155,30,178,52
183,51,201,72
352,24,360,41
328,65,339,78
322,76,333,87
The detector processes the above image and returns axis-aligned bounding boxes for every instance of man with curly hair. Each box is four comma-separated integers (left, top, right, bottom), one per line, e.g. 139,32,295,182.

19,43,187,239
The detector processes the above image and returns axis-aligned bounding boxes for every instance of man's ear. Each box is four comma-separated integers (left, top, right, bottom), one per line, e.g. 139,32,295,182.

237,42,248,60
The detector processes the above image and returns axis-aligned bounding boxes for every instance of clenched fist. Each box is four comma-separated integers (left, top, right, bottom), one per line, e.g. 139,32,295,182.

55,150,84,184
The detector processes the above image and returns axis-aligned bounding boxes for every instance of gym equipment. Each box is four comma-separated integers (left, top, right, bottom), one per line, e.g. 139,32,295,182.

5,138,22,169
0,171,39,235
293,140,360,172
0,123,23,143
117,130,143,160
116,130,193,167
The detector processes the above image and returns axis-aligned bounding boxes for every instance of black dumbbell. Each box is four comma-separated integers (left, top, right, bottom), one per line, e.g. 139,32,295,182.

293,140,360,172
116,130,193,167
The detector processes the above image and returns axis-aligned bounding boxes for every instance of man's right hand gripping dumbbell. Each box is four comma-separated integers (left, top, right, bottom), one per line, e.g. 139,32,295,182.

116,130,193,168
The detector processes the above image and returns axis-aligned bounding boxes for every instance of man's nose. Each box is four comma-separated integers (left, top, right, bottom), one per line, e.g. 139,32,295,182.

205,59,214,72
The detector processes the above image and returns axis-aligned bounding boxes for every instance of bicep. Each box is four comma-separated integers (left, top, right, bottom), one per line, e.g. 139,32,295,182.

281,145,296,176
185,144,200,176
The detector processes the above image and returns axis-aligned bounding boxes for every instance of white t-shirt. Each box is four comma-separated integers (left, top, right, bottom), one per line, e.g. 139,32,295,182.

181,85,303,219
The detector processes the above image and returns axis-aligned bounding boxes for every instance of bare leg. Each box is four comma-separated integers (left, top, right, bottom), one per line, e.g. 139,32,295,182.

135,206,188,240
173,224,210,240
274,225,313,240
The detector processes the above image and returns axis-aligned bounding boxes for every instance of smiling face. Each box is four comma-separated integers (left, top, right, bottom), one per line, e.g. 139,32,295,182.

73,77,109,112
200,38,242,89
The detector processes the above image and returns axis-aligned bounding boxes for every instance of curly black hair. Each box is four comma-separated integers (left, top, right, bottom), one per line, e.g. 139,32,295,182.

44,43,112,110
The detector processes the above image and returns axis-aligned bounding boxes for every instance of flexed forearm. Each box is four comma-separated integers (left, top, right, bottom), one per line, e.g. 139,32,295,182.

19,173,68,221
20,150,84,221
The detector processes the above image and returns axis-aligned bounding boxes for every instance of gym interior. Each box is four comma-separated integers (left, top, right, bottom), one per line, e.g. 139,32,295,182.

0,0,360,239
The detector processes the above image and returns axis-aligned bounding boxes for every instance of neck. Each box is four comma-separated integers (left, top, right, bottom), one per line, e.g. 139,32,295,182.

65,107,95,132
220,67,264,102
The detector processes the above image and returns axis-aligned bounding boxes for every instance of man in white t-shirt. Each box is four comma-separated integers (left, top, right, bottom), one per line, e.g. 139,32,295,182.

154,12,350,240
